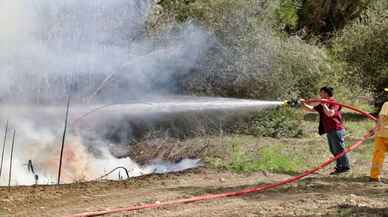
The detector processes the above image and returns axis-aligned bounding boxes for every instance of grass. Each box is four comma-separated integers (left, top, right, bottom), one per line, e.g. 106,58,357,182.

205,137,310,174
205,112,376,175
225,143,304,173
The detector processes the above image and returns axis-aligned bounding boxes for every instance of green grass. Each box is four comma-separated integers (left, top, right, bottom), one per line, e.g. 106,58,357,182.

207,142,304,174
205,112,376,175
345,119,375,138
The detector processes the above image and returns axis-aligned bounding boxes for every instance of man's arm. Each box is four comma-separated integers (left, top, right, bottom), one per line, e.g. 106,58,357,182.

322,104,335,117
301,100,315,112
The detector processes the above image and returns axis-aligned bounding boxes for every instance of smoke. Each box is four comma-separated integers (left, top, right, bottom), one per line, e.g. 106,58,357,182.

0,0,213,104
0,98,281,186
0,133,202,185
0,0,214,186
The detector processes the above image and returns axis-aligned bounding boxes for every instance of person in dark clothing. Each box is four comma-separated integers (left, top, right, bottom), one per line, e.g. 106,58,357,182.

302,86,350,174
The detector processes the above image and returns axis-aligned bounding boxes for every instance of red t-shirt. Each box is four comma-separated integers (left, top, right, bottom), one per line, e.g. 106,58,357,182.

314,99,344,134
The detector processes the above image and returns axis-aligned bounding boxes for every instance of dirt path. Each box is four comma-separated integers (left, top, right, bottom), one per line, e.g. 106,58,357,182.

1,168,387,217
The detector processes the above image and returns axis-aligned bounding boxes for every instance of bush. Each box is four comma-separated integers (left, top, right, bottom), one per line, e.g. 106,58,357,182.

299,0,369,34
157,0,331,100
270,0,370,41
230,106,304,138
273,0,303,32
244,106,304,138
332,0,388,108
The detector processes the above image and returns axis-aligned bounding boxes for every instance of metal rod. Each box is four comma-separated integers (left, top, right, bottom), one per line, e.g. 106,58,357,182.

57,96,71,185
95,166,130,181
0,120,9,178
8,130,16,191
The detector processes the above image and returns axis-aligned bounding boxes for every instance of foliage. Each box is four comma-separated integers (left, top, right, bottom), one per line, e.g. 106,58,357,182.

270,0,371,41
155,0,385,106
332,0,388,108
158,0,331,100
300,0,370,33
273,0,303,32
244,106,304,138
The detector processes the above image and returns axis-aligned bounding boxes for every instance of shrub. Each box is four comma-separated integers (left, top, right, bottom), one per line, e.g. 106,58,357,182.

150,0,337,140
332,0,388,108
157,0,331,100
245,106,304,138
273,0,303,32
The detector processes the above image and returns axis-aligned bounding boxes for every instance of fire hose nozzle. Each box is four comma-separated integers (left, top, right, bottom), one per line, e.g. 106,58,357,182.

284,98,302,108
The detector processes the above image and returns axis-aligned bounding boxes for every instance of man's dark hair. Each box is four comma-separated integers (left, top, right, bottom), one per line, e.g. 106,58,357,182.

320,86,334,97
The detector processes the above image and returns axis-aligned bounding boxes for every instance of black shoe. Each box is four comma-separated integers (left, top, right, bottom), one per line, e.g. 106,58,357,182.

329,167,350,175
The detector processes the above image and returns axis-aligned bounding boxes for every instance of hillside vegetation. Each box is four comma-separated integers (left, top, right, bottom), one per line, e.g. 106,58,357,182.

153,0,387,106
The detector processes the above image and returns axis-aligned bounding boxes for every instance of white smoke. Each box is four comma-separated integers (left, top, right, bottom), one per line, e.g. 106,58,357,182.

0,0,212,103
0,0,213,186
0,133,202,185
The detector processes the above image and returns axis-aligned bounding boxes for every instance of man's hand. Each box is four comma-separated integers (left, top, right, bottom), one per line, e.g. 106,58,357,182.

300,98,308,107
300,98,312,106
300,99,315,112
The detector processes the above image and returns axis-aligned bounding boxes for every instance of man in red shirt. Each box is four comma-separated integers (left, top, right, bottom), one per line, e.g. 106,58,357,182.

302,86,350,174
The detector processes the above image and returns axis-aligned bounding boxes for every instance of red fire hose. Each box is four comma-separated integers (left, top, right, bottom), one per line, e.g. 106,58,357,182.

65,99,377,217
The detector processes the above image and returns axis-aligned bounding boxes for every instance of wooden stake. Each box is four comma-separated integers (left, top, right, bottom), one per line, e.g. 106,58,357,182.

57,96,71,185
0,120,9,178
8,130,16,191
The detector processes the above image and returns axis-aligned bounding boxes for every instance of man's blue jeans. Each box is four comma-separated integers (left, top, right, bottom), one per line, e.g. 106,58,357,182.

326,129,350,170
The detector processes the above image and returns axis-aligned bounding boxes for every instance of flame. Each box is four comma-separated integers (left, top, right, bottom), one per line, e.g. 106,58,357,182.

41,137,94,183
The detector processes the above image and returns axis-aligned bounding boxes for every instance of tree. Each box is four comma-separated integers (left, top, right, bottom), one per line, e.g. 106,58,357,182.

332,0,388,108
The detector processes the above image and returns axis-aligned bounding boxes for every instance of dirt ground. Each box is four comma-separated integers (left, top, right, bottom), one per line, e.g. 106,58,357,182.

1,167,387,217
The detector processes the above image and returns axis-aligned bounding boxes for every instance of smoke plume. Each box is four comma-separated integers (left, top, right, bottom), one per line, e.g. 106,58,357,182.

0,0,212,104
0,0,213,186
